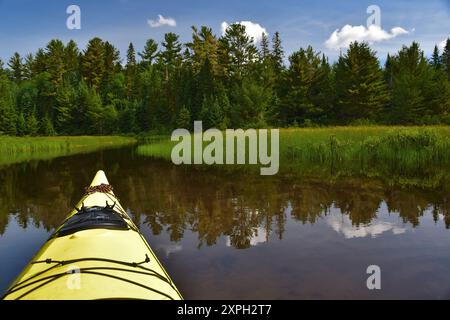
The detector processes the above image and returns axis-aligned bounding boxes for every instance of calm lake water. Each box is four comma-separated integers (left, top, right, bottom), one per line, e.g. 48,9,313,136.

1,146,450,299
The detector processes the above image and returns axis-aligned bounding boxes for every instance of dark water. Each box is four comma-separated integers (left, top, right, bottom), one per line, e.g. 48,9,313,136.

1,147,450,299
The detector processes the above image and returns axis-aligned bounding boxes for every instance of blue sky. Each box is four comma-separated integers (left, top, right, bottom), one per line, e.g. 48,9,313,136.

0,0,449,64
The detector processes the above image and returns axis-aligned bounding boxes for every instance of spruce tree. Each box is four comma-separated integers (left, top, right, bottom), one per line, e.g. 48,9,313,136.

126,43,137,98
45,39,66,88
272,32,284,75
8,52,24,83
432,45,441,69
442,39,450,79
388,42,430,123
82,38,105,90
334,41,389,123
0,75,17,135
139,39,158,67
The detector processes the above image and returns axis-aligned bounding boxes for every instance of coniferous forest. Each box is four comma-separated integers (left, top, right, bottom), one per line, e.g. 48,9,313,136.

1,24,450,136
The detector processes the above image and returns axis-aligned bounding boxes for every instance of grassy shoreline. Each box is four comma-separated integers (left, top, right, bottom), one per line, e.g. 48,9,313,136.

0,136,136,167
136,126,450,179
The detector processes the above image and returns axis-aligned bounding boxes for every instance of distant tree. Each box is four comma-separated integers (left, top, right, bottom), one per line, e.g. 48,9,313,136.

272,32,285,75
387,42,432,123
432,45,441,69
188,26,220,75
0,75,17,135
64,40,80,75
177,106,191,129
102,41,121,93
8,52,24,83
45,39,66,88
219,23,258,80
33,49,48,74
82,37,105,90
41,115,56,136
279,47,332,125
26,113,39,136
139,39,159,67
23,54,34,80
334,42,389,123
126,43,137,98
16,113,26,136
442,39,450,79
159,32,182,80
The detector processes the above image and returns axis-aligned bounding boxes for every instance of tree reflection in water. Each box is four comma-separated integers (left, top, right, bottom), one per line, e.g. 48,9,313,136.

0,147,449,249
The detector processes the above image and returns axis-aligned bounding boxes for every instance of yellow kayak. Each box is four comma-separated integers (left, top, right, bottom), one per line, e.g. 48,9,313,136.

2,170,183,300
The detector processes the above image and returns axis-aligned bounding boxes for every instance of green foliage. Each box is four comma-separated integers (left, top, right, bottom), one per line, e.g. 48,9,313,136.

26,113,39,136
0,29,450,137
177,106,191,129
0,75,17,135
334,42,389,123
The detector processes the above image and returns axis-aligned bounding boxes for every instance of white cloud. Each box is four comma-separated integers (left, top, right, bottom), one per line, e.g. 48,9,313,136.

326,214,406,239
439,39,448,50
325,24,409,50
221,21,268,43
148,14,176,28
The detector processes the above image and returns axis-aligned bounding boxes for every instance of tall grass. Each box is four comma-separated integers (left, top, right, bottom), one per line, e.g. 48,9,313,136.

0,136,136,167
137,126,450,176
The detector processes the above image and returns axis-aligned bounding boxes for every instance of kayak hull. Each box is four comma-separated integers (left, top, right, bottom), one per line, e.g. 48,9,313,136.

3,171,182,300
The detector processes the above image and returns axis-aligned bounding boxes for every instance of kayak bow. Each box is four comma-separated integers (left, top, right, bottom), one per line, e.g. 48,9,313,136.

2,170,183,300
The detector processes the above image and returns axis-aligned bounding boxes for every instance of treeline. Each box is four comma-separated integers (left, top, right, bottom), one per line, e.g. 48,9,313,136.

1,24,450,136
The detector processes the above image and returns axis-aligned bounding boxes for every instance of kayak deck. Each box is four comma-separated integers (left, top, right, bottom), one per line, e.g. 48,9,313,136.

3,171,182,300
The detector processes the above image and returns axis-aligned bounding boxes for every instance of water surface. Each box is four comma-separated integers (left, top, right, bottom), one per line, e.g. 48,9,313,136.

1,147,450,299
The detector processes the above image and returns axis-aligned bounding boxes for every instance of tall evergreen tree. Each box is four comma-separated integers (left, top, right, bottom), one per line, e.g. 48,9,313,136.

272,31,284,75
432,45,441,69
334,41,389,123
0,75,17,135
139,39,158,67
45,39,66,88
279,47,332,125
64,40,80,75
82,37,105,90
388,42,431,123
442,39,450,79
8,52,24,83
126,43,137,98
219,23,258,81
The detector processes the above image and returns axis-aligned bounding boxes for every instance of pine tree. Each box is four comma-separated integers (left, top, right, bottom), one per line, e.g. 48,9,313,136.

188,26,220,75
0,75,17,135
16,113,26,136
23,54,34,80
26,113,39,136
432,45,441,69
55,83,76,133
160,32,182,80
126,43,137,98
139,39,158,67
219,23,258,80
45,39,66,88
33,49,48,74
177,106,191,129
334,41,389,123
41,115,56,136
260,33,270,60
103,41,121,92
388,42,431,123
64,40,80,75
8,52,24,83
442,39,450,79
279,46,330,125
82,38,105,90
272,31,284,75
